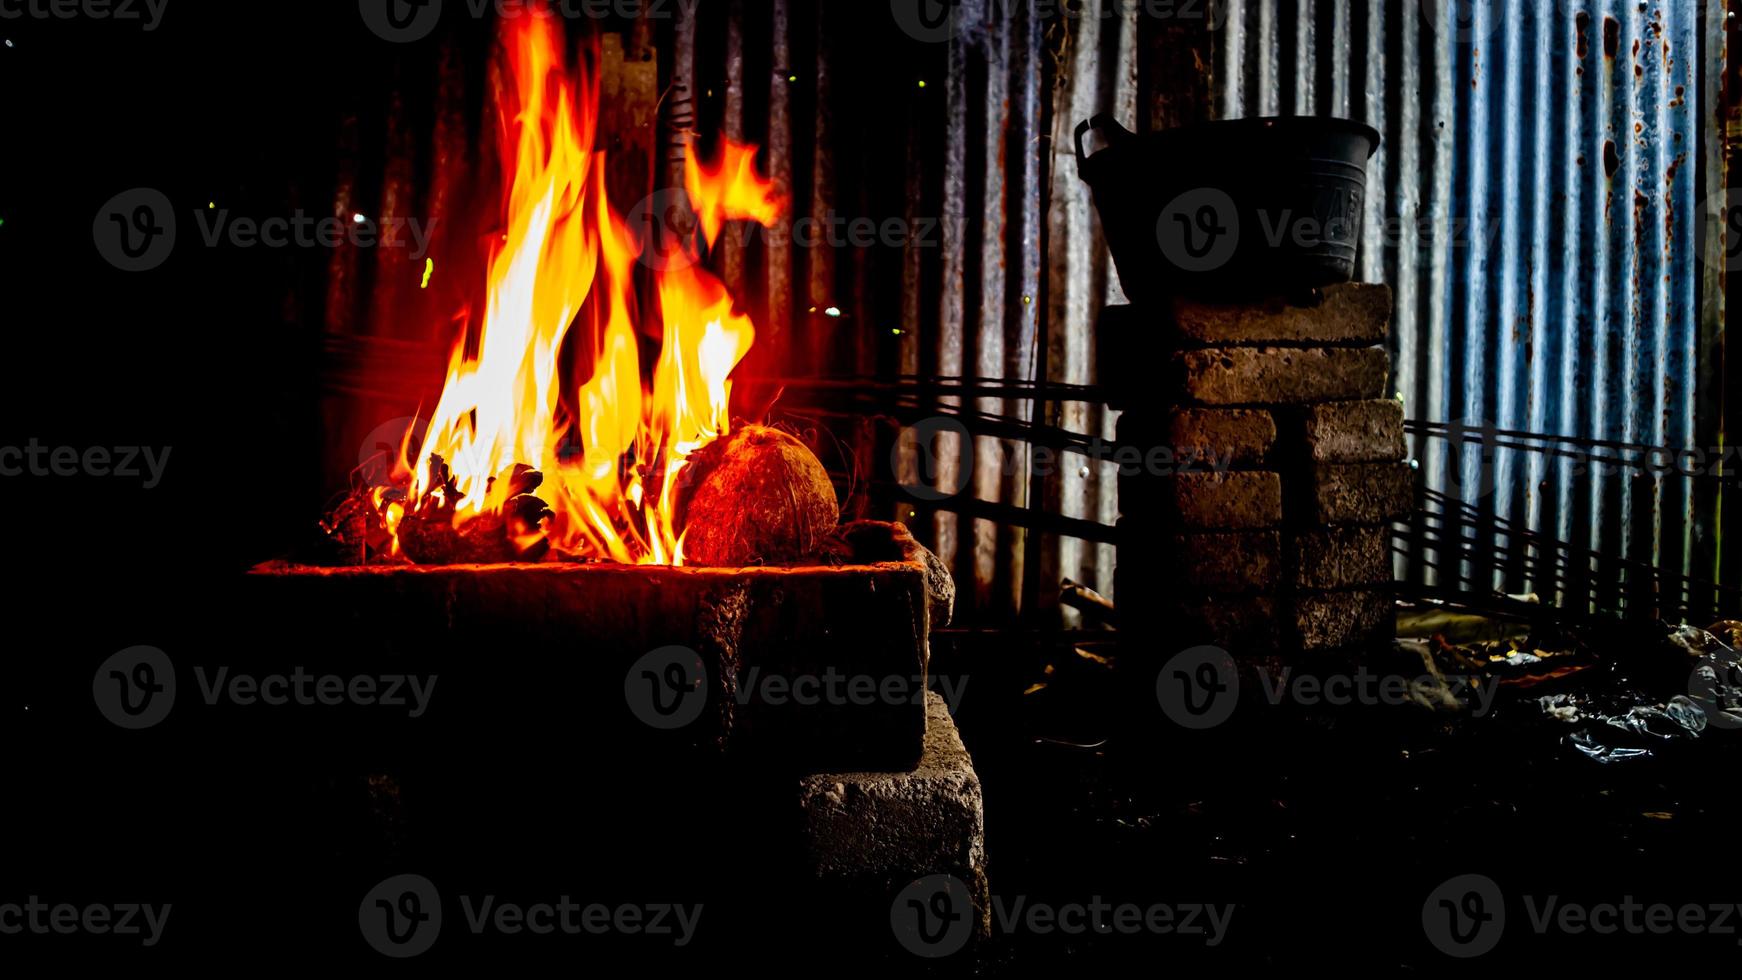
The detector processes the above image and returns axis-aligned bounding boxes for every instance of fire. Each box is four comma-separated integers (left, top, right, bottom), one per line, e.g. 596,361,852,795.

390,15,781,565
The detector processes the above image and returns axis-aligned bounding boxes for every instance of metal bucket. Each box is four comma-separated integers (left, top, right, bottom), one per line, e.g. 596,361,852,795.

1075,114,1381,304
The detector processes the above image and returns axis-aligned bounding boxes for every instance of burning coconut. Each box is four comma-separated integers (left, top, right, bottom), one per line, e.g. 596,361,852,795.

319,14,840,570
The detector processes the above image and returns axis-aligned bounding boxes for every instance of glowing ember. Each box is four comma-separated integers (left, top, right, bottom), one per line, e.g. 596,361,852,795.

384,15,782,566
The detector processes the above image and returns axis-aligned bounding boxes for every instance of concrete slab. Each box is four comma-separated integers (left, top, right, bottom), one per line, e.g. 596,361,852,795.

797,691,990,939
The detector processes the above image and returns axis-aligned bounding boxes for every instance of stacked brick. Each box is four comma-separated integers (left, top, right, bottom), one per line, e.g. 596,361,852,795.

1105,284,1409,659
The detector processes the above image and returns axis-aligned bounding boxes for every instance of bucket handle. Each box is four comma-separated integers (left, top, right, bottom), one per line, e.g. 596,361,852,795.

1073,114,1136,179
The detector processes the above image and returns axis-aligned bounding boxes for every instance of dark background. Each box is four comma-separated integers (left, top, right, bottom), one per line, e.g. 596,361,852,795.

4,2,1742,972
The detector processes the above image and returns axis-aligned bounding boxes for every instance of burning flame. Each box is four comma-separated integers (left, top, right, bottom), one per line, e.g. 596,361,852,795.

392,15,781,565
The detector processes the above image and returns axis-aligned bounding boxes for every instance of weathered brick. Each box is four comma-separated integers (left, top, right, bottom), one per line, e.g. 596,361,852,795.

1156,592,1282,655
1288,525,1392,589
1169,283,1392,346
1300,399,1406,463
1126,470,1283,529
1115,408,1273,473
1289,590,1395,651
1307,462,1414,524
1155,530,1281,592
799,691,990,940
1175,346,1389,406
1163,407,1277,467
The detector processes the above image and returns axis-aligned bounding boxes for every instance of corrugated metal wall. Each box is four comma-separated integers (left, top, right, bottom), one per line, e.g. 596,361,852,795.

1216,0,1729,618
665,0,1148,624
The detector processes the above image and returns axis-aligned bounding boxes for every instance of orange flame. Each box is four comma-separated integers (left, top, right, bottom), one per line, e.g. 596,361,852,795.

396,15,780,565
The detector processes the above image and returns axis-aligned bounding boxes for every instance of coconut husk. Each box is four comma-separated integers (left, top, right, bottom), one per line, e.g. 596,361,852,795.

675,424,839,566
396,455,553,565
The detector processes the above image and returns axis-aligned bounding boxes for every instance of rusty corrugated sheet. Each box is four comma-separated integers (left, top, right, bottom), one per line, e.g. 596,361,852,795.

685,0,1139,623
1217,0,1727,617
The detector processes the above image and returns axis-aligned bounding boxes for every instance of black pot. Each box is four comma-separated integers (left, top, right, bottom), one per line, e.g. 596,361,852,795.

1074,114,1381,304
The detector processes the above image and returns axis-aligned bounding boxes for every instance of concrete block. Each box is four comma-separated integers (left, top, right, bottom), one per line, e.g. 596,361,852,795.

1288,525,1392,590
1121,407,1278,468
1307,462,1414,524
1125,470,1283,529
1165,530,1282,592
1169,283,1392,346
798,691,989,939
1176,346,1389,406
245,522,936,771
1289,590,1396,651
1299,399,1406,463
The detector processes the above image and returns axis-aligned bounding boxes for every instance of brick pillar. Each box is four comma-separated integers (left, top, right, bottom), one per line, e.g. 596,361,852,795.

1106,284,1408,665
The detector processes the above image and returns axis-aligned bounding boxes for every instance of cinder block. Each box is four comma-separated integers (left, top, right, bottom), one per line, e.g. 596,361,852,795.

246,522,936,771
1123,470,1283,529
1300,399,1407,463
1289,589,1395,651
1163,530,1282,592
798,691,990,939
1288,525,1393,590
1158,407,1278,468
1307,462,1414,524
1175,346,1389,406
1160,593,1282,655
1169,283,1392,346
